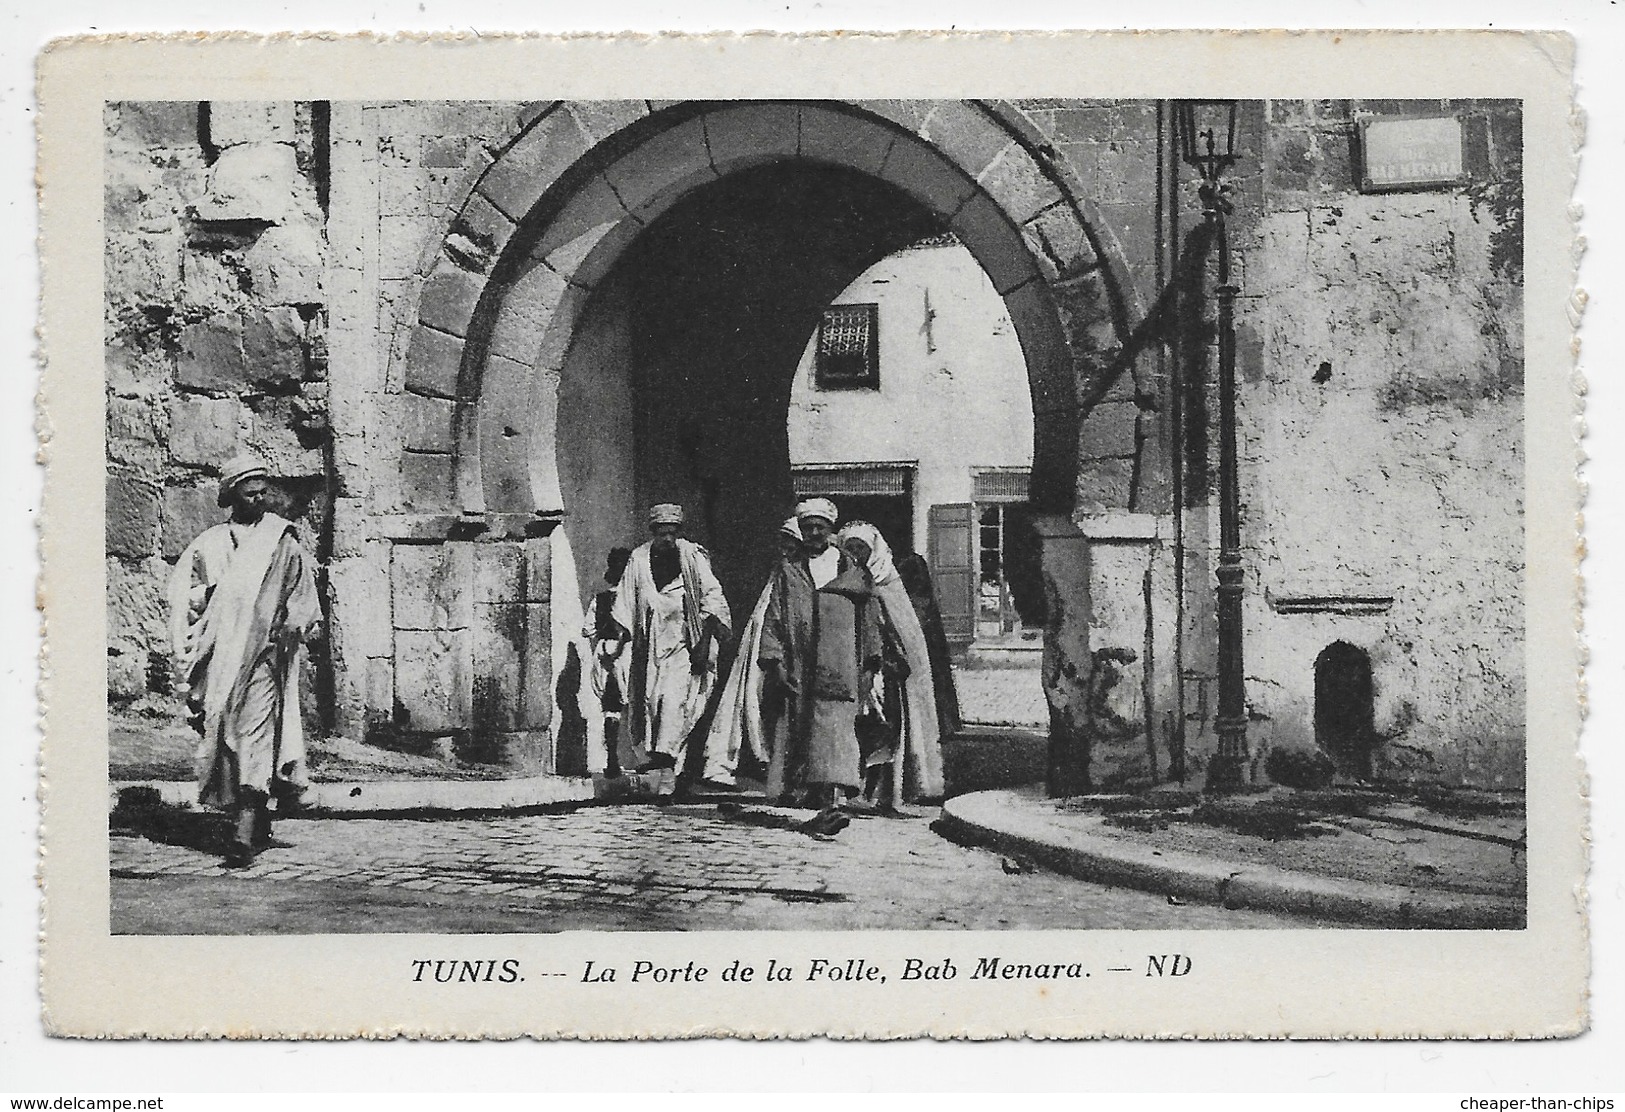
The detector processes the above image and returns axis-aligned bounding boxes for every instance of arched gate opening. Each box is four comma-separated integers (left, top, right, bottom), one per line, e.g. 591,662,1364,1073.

377,100,1152,777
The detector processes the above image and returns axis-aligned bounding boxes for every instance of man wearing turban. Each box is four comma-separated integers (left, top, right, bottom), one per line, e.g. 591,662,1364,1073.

166,454,322,867
758,497,883,813
700,516,804,787
609,504,732,797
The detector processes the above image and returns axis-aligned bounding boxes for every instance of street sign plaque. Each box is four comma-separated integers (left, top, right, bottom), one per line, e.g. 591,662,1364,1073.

1358,114,1466,192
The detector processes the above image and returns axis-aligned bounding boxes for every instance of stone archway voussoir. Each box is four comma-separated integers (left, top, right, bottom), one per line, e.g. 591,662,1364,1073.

1002,281,1076,416
877,138,978,219
1021,202,1102,283
530,174,631,269
474,108,594,224
702,103,801,167
404,325,464,400
417,261,487,338
601,116,719,221
948,191,1041,297
977,142,1064,227
487,261,569,365
798,108,895,177
530,283,595,375
915,101,1015,182
479,352,541,513
447,192,518,277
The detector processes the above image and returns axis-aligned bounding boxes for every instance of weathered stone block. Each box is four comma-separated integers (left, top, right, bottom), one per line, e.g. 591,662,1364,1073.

403,393,456,453
473,541,526,605
531,173,628,269
1022,202,1100,281
178,250,248,314
174,314,248,392
478,354,535,513
208,102,296,148
106,475,161,559
161,484,222,559
404,326,465,399
167,396,241,466
244,223,326,305
106,341,171,400
245,396,325,477
523,536,551,603
949,191,1041,296
920,101,1014,180
421,134,473,169
107,640,147,702
487,260,566,365
853,100,935,135
398,452,457,512
106,395,167,472
104,231,183,310
879,137,978,218
703,103,800,168
241,306,308,387
567,100,650,144
1080,401,1139,459
107,556,166,649
326,552,393,662
477,108,592,222
540,216,638,292
192,142,300,224
417,262,486,339
391,541,474,631
364,655,394,727
113,101,201,147
447,192,517,275
521,602,553,730
472,601,526,733
602,116,717,220
393,627,471,734
977,142,1064,227
1050,269,1116,342
798,108,895,176
1074,457,1135,514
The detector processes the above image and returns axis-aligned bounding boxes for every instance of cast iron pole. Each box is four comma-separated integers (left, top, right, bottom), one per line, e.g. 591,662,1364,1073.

1203,180,1249,792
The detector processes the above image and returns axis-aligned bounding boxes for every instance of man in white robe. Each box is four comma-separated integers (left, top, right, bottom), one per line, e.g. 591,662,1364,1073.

608,504,731,797
167,454,321,866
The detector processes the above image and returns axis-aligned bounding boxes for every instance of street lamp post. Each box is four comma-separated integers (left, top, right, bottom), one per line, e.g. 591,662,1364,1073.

1177,100,1249,793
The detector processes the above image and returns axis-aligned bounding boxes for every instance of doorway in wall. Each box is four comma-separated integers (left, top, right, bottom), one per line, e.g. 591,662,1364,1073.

1314,641,1377,780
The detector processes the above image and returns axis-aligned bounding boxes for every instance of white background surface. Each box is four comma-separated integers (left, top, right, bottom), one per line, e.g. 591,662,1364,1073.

2,0,1620,1093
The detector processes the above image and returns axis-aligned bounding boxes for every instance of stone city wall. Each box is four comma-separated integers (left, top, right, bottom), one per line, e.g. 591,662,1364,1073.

105,101,331,716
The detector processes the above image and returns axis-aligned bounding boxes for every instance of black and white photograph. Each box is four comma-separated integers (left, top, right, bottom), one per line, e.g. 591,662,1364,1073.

33,29,1586,1041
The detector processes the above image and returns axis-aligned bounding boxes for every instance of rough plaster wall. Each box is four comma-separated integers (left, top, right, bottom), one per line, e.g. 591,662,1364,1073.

786,241,1034,547
104,101,330,712
1235,100,1524,788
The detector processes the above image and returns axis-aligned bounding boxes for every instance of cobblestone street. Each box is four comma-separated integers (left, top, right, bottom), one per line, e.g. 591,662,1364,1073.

110,800,1314,933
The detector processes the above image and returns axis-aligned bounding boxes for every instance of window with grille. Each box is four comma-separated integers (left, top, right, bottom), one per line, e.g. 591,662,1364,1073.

815,303,879,389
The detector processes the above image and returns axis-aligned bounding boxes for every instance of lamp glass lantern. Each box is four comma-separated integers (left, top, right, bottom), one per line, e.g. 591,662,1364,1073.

1177,99,1240,183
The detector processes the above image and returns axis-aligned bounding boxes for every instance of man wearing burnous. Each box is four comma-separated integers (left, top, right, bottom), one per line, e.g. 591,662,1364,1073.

608,503,732,797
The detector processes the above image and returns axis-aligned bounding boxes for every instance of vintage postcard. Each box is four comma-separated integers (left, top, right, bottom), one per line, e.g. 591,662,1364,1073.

37,30,1585,1038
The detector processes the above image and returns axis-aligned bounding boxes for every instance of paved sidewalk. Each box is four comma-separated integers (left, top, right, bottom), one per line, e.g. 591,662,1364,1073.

940,785,1526,929
109,798,1315,933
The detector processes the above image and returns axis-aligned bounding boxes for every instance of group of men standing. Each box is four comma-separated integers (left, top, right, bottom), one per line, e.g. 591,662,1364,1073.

165,454,952,866
586,498,947,825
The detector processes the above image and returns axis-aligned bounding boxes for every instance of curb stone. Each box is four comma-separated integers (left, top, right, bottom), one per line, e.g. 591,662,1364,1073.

938,788,1525,929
